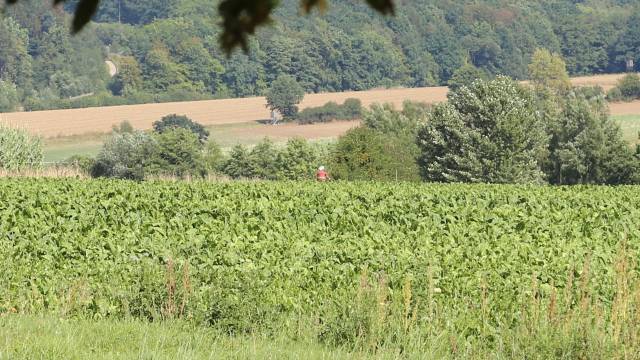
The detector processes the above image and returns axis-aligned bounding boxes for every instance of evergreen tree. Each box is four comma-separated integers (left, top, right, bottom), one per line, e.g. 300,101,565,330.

417,77,548,184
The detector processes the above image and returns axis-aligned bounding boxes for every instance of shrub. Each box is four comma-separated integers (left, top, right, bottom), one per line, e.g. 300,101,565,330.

606,74,640,102
297,101,341,124
221,138,324,180
617,73,640,99
248,138,279,180
297,98,363,124
91,131,157,180
274,138,318,180
202,141,226,174
146,128,206,178
64,155,96,174
222,145,253,179
152,114,209,142
0,125,43,171
330,127,420,181
606,87,624,102
574,86,605,100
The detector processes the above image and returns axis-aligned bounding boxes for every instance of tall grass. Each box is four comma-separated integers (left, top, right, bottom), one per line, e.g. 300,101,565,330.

0,124,43,171
0,165,85,178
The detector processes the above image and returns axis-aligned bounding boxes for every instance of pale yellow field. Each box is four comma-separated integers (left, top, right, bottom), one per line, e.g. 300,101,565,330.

1,73,638,138
0,87,448,138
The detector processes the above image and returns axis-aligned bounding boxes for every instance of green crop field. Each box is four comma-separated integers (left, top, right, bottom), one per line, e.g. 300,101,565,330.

1,179,639,357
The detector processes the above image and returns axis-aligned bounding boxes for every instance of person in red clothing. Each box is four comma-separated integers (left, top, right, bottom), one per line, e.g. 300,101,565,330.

316,166,330,181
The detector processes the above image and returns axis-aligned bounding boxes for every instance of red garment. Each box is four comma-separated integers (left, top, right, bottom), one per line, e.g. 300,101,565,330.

316,170,329,181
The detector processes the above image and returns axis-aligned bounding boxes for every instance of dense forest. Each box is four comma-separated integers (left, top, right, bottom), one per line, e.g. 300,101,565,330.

1,0,639,111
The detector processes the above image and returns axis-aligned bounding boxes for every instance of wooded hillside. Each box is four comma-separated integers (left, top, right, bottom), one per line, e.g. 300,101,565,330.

1,0,639,111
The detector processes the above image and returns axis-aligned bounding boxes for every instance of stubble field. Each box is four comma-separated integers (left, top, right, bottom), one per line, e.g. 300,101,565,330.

1,73,638,139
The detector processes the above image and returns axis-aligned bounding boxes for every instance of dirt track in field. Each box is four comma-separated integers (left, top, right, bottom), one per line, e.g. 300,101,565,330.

1,73,638,138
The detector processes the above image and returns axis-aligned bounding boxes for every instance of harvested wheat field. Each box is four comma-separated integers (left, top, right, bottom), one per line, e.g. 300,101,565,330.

609,100,640,116
1,73,639,138
569,73,639,91
0,87,447,138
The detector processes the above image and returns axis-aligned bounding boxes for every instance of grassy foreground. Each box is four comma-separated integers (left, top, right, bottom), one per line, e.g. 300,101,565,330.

0,315,362,360
1,309,639,359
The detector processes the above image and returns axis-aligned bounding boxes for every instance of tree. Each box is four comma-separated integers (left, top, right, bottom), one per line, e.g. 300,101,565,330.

356,101,425,181
265,75,304,121
556,15,611,75
147,128,206,178
616,74,640,100
142,44,189,92
111,120,135,134
447,63,488,92
0,80,20,112
152,114,209,142
203,141,225,175
0,17,32,91
417,76,548,184
175,37,225,95
248,138,279,180
611,12,640,72
222,48,268,97
0,125,43,170
330,126,420,181
9,0,393,53
275,137,317,180
545,92,638,185
528,48,571,93
91,131,157,180
363,102,426,138
222,144,253,179
109,56,143,96
341,30,410,90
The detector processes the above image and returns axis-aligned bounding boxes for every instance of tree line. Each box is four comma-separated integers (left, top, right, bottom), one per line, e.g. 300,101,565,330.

3,49,639,184
1,0,640,112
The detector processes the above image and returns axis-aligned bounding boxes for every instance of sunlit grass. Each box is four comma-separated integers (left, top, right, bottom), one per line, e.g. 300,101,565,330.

613,114,640,145
0,316,363,360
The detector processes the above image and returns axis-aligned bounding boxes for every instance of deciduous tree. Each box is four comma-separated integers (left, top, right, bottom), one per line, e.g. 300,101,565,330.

265,75,304,121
